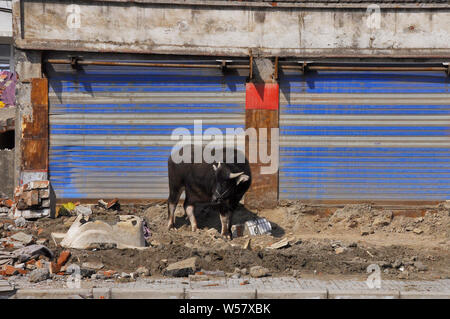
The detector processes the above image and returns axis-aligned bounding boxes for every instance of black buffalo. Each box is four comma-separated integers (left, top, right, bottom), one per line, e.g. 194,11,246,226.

167,146,251,239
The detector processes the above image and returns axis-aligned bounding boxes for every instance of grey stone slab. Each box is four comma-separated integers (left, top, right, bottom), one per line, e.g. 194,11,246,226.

257,289,327,299
14,288,93,299
328,289,400,299
400,291,450,299
186,288,256,299
110,288,185,299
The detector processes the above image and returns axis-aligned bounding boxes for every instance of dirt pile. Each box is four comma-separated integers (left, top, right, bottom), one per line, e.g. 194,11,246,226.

1,200,449,283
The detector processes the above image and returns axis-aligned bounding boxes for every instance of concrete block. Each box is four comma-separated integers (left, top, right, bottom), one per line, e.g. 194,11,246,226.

186,288,256,299
256,289,327,299
328,289,400,299
110,288,185,299
14,288,93,299
400,291,450,299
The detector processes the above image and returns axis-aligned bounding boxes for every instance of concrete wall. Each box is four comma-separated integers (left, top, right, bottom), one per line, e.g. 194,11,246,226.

0,149,14,198
12,0,450,58
0,1,12,43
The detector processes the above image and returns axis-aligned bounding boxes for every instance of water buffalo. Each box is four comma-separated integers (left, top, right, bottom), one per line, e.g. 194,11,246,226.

167,146,251,239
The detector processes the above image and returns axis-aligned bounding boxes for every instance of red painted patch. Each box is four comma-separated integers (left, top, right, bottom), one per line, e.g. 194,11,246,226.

245,83,279,110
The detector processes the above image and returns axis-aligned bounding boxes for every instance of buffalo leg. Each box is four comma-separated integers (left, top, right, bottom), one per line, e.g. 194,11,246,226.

184,204,198,232
167,187,182,230
219,211,233,239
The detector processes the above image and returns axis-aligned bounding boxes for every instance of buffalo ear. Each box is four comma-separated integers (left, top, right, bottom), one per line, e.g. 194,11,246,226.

236,174,250,185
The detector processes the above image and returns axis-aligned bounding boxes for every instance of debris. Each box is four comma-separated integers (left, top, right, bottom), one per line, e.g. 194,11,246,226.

392,259,403,268
10,232,34,245
98,199,108,208
107,198,120,210
29,268,50,283
57,214,146,249
57,250,71,267
372,211,393,227
74,205,92,217
164,257,199,277
82,261,104,270
360,227,373,236
267,237,290,250
142,220,151,240
36,238,48,246
335,247,346,254
14,217,27,228
414,261,428,271
413,228,423,234
14,181,55,219
13,244,54,264
1,265,18,276
244,218,272,236
249,265,270,278
135,266,150,277
86,243,117,250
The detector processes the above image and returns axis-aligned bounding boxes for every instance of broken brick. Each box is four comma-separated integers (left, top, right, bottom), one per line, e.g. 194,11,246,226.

49,262,60,274
26,259,36,265
102,270,117,278
3,265,19,276
28,181,50,190
57,250,71,267
39,189,50,199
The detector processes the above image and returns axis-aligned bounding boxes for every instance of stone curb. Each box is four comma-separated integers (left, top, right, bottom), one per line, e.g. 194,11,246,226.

11,287,450,299
399,291,450,299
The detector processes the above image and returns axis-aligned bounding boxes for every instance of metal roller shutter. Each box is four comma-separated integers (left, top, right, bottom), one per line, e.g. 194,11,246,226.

47,59,247,199
279,70,450,201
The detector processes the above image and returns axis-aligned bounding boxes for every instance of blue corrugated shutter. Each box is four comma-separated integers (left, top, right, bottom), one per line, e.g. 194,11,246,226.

279,70,450,200
47,59,247,199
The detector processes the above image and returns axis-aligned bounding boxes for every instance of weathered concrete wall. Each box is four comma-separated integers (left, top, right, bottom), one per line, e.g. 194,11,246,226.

0,149,14,198
12,0,450,58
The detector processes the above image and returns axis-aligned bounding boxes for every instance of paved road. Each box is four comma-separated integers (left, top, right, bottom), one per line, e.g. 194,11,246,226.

2,277,449,299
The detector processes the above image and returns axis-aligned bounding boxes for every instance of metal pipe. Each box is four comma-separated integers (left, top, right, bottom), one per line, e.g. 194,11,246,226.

46,59,448,72
46,59,249,69
280,65,447,72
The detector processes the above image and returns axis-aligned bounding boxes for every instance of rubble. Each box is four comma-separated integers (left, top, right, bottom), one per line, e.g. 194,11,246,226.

244,218,272,236
266,237,290,250
29,268,49,283
74,205,92,217
82,261,104,270
250,266,270,278
164,257,199,277
14,217,27,228
13,181,55,219
10,232,34,245
57,214,146,249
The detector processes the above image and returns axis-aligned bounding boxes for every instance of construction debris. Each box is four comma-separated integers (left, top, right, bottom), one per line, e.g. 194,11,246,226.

56,214,147,249
266,237,290,250
164,257,199,277
13,181,55,219
244,218,272,236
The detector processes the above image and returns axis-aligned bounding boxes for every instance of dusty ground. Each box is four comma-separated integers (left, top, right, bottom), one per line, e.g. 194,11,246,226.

12,200,448,282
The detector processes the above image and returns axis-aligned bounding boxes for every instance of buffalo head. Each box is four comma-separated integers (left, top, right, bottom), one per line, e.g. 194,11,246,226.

211,162,250,203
